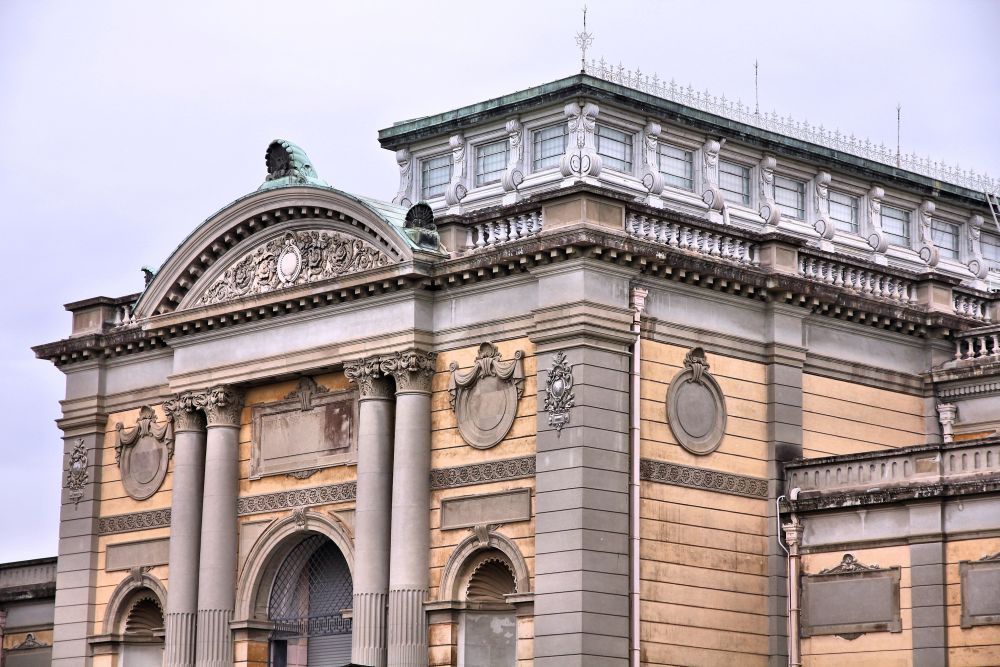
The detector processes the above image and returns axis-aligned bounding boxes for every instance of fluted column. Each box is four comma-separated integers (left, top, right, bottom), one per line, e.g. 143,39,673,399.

163,392,208,667
346,358,396,667
195,386,243,667
381,351,436,667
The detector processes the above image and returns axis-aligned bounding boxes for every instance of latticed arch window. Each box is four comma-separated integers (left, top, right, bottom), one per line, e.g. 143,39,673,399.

458,550,518,667
267,534,353,667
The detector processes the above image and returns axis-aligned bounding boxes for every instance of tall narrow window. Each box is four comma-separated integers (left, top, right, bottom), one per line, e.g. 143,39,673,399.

595,124,633,172
881,205,911,246
931,221,959,259
421,155,452,199
719,160,750,205
983,232,1000,265
532,124,567,171
475,140,508,187
774,175,806,219
828,191,859,233
658,144,694,190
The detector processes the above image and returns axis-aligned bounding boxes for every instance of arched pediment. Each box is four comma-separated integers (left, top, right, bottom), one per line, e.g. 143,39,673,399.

134,185,417,318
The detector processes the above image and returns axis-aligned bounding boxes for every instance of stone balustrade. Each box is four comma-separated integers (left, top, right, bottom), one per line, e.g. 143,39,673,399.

625,213,759,265
954,291,991,322
464,211,542,250
785,439,1000,497
797,254,917,306
951,324,1000,363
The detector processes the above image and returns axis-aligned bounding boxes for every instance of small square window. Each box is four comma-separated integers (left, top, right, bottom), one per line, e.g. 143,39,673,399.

421,154,452,199
931,221,959,259
981,232,1000,264
658,144,693,190
828,191,859,233
533,124,567,171
774,175,806,219
719,160,750,205
595,124,633,173
475,140,508,187
881,205,911,247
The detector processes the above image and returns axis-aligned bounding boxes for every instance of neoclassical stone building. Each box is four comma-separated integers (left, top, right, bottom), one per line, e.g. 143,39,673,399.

35,69,1000,667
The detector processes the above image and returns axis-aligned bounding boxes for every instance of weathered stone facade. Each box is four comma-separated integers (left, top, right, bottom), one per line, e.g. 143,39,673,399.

30,78,1000,666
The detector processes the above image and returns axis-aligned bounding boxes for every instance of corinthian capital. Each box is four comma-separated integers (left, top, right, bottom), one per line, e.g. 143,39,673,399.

203,385,244,427
344,357,394,400
379,350,437,394
163,391,207,432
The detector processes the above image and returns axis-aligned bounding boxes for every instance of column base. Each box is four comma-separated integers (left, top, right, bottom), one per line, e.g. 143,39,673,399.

165,611,197,667
387,588,428,667
195,608,233,667
352,591,388,667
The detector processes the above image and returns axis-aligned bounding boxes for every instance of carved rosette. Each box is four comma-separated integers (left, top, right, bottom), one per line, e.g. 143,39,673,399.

380,350,437,394
560,102,601,178
666,348,727,455
866,186,889,253
449,342,525,449
163,391,207,432
758,155,780,226
66,438,88,507
115,406,174,501
203,386,244,427
344,357,394,400
701,139,724,212
813,172,835,240
543,352,575,432
917,200,940,268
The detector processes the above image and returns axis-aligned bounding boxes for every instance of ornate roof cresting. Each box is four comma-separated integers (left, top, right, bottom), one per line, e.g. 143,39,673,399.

259,139,330,190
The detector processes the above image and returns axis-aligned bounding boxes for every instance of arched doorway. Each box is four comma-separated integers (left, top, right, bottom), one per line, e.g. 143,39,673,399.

457,551,518,667
266,534,353,667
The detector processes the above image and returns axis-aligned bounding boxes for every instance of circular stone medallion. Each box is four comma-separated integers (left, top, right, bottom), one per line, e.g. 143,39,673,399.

277,242,302,284
666,365,727,456
457,376,518,449
121,435,169,501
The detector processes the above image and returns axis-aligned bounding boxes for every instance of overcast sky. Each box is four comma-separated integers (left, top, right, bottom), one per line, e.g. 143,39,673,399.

1,0,998,562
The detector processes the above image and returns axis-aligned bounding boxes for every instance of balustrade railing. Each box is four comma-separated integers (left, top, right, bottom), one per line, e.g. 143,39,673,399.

625,213,759,265
952,324,1000,363
797,254,916,306
464,211,543,251
954,292,991,322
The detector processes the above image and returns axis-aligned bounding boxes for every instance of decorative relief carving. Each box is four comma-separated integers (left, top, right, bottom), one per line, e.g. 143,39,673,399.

199,230,391,306
560,102,601,178
11,633,49,650
866,186,889,253
813,172,835,240
380,349,436,393
163,391,206,432
344,356,393,400
701,139,724,212
66,439,88,507
639,458,768,498
819,553,881,574
449,342,524,449
99,509,172,535
917,200,940,268
758,155,780,226
968,214,989,280
403,202,442,251
543,352,575,433
392,148,413,207
203,385,243,427
430,456,535,490
262,139,327,188
115,406,173,501
444,134,468,207
501,119,525,193
285,376,330,411
640,122,665,195
237,482,357,515
666,348,727,455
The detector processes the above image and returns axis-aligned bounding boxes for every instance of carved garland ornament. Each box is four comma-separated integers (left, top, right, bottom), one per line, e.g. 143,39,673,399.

199,230,391,305
449,342,525,449
115,406,174,501
544,352,575,432
66,439,88,507
819,553,881,575
666,348,727,455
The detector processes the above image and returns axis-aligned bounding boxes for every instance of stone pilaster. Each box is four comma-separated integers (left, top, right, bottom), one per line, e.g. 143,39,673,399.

381,350,436,667
345,357,396,667
910,539,948,667
195,385,243,667
163,391,208,667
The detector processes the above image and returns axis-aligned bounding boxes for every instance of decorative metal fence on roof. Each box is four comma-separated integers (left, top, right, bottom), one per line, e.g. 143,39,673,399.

584,58,999,196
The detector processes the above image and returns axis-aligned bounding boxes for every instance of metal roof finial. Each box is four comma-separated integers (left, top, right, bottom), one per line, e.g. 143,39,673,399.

575,5,594,73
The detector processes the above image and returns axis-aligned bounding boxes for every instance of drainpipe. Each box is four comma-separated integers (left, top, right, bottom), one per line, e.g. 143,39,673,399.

630,287,648,667
777,490,803,667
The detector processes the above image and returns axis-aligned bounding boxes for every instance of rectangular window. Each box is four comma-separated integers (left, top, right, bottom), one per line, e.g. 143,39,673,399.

931,221,959,259
828,191,859,233
981,232,1000,264
881,205,911,246
595,124,633,173
719,160,750,205
475,140,508,187
774,175,806,219
532,124,567,170
657,144,693,190
421,154,452,199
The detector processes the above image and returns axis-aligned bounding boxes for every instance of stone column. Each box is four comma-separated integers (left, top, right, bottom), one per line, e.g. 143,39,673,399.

382,350,436,667
163,392,208,667
345,358,396,667
194,386,243,667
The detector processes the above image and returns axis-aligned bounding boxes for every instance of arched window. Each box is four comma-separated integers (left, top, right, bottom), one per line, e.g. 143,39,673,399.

266,534,353,667
120,593,164,667
457,551,518,667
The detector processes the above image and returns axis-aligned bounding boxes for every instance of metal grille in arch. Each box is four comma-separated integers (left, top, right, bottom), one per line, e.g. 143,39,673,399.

268,534,353,639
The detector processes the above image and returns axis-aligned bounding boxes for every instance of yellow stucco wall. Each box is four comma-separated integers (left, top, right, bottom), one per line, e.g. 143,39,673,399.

946,537,1000,667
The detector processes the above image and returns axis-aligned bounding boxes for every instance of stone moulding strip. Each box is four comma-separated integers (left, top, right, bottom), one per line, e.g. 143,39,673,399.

640,458,768,499
99,456,538,533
